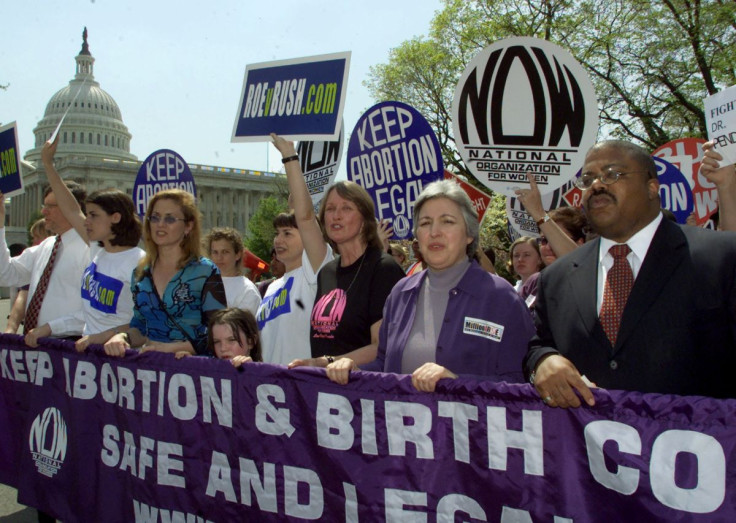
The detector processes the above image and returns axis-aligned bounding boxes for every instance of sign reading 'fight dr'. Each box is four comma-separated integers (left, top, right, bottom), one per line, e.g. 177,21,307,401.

347,101,443,239
452,37,598,197
232,52,350,142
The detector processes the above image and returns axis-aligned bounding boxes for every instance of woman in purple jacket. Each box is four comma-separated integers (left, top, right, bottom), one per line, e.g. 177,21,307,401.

326,180,535,391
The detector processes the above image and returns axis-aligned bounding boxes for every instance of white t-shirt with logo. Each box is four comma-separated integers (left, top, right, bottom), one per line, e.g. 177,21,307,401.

256,247,332,365
80,246,145,335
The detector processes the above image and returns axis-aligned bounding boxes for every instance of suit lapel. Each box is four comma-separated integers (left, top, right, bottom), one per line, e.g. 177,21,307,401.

567,240,610,348
614,220,686,353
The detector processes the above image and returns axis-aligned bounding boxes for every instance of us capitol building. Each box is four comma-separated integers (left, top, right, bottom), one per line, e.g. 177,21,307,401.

8,29,282,246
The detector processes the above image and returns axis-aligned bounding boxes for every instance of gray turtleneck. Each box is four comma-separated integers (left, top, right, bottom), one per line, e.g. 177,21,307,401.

400,258,471,373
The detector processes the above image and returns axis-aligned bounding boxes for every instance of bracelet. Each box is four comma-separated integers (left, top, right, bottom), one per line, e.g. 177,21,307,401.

281,155,299,164
536,213,551,227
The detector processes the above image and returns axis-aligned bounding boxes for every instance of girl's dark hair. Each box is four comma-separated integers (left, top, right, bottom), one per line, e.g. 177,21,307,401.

86,189,142,247
273,212,298,229
207,308,262,362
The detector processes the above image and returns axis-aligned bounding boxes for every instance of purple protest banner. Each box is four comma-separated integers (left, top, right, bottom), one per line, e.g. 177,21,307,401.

1,334,736,521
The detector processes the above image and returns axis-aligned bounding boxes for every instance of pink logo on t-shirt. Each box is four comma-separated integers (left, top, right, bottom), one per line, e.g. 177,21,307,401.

311,288,347,338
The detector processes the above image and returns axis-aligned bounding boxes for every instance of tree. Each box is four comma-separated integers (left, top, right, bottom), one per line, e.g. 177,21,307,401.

244,195,288,263
369,0,735,155
480,192,516,282
367,0,735,250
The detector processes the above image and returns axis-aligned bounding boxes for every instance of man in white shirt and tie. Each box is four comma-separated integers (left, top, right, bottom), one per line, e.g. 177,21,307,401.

0,182,89,338
524,140,736,406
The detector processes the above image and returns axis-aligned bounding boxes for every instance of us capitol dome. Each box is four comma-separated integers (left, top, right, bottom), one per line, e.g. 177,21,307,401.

9,28,281,246
24,27,136,163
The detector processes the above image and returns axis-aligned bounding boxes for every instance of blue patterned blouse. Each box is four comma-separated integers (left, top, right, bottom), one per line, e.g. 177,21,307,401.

130,257,227,355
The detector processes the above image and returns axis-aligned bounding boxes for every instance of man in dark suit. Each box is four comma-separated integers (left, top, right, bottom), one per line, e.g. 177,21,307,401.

523,140,736,407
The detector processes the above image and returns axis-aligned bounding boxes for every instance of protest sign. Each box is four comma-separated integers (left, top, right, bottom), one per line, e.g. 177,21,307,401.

506,179,576,239
232,52,350,142
452,37,598,197
133,149,196,217
653,156,694,223
296,122,344,213
347,101,443,239
705,85,736,164
2,335,736,522
443,170,491,222
653,138,715,225
0,122,24,197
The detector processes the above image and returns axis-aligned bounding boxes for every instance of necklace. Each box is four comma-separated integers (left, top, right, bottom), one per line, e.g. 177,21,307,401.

342,251,367,295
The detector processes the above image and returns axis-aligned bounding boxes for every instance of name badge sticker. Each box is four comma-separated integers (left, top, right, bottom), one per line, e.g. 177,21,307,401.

463,317,504,342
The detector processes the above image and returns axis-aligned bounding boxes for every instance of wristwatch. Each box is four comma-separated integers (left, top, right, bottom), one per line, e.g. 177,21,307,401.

536,213,551,227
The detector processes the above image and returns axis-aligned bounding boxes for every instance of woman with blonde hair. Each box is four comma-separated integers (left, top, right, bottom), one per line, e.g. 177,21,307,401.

105,189,227,356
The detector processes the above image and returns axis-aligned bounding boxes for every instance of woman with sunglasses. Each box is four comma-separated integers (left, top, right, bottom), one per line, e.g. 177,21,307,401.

105,189,227,357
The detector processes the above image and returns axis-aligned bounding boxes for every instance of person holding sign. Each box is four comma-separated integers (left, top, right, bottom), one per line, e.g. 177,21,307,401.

700,140,736,232
204,227,261,315
281,176,404,367
514,172,583,262
256,134,334,365
525,140,736,406
104,190,227,356
294,179,405,367
0,189,89,343
324,180,535,390
24,139,145,351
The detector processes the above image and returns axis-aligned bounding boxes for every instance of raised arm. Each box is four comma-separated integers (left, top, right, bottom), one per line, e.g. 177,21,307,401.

515,172,578,258
700,141,736,231
41,138,88,243
270,133,327,272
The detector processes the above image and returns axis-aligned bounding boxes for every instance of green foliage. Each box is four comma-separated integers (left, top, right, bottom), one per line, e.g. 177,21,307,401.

244,195,288,263
366,0,735,270
480,192,514,283
368,0,736,154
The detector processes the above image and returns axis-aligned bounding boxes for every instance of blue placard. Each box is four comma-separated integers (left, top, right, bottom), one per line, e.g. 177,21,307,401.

232,52,350,142
133,149,196,217
347,101,444,240
0,122,24,197
654,156,694,223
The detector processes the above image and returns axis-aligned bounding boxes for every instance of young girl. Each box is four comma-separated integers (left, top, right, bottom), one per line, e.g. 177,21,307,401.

24,139,145,351
176,308,261,367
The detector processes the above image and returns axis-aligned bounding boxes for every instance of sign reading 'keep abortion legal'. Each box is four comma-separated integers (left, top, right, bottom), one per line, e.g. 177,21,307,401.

347,101,443,239
133,149,197,217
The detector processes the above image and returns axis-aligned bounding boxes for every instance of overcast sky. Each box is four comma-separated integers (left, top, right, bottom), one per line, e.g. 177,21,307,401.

2,0,442,176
